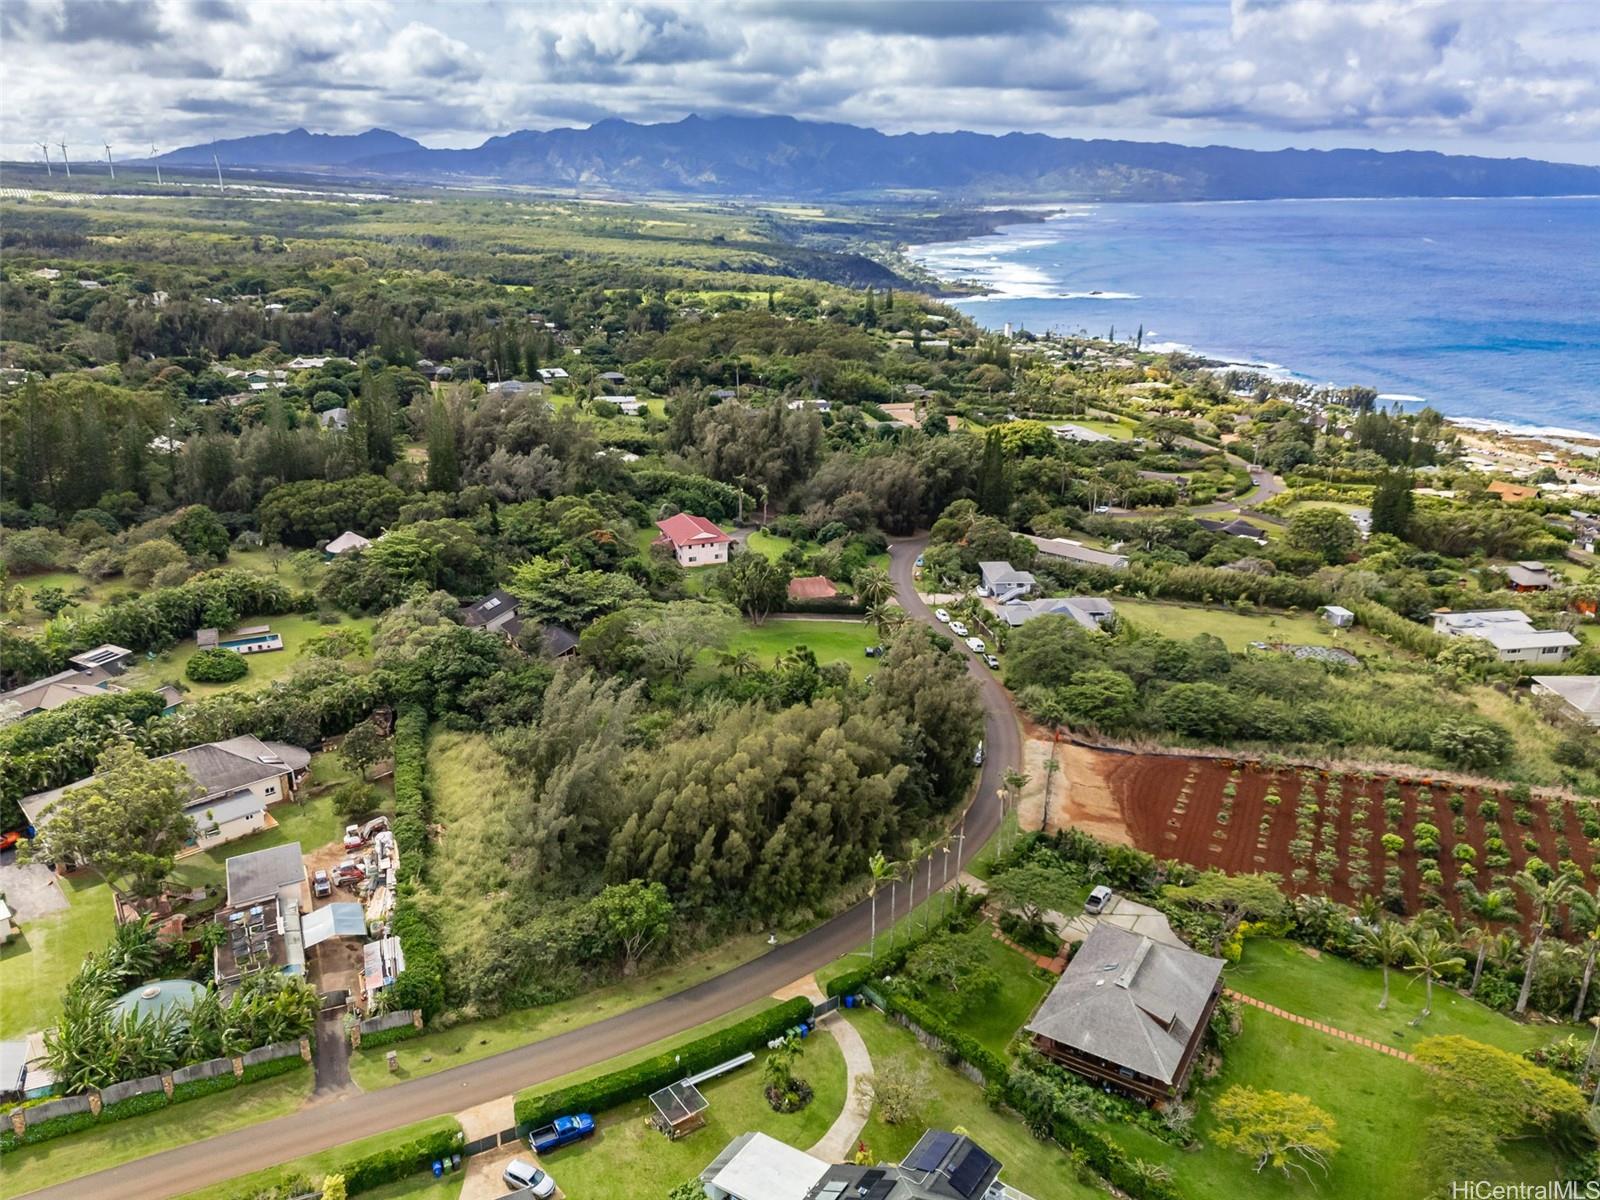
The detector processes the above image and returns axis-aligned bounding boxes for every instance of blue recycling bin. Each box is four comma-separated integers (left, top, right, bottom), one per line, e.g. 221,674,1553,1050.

843,995,854,1009
432,1160,442,1178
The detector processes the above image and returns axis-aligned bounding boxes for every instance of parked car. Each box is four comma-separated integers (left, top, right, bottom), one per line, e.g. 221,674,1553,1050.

972,741,985,766
934,608,950,623
949,621,968,637
343,824,365,851
975,585,990,597
0,831,21,853
312,869,331,899
502,1157,556,1198
965,636,986,653
864,645,883,658
1094,505,1111,514
1085,885,1114,914
984,654,1001,670
528,1113,595,1154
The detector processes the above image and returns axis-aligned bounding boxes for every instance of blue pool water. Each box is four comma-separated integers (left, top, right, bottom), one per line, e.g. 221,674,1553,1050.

221,634,280,649
908,197,1600,437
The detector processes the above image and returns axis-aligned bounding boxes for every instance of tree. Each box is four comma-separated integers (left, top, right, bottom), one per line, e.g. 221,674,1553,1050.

1135,415,1192,450
1285,507,1360,564
868,850,895,959
716,554,789,625
974,428,1012,517
853,566,893,608
1056,668,1138,730
1567,887,1600,1021
1369,470,1414,538
171,505,231,561
123,538,189,587
186,648,248,683
425,395,460,493
633,600,738,684
1212,1087,1339,1181
1460,886,1517,995
901,928,1001,1016
338,718,390,780
1514,868,1579,1014
590,880,673,975
1414,1035,1588,1166
1431,719,1511,769
1162,871,1289,955
988,863,1079,939
1401,926,1464,1019
32,585,72,617
1355,919,1410,1010
854,1061,925,1125
19,739,199,896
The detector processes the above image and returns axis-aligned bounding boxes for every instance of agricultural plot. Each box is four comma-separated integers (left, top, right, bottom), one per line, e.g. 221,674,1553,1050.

1111,754,1597,927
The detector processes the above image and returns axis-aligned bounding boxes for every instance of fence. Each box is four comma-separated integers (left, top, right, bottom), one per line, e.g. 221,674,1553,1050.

172,1056,235,1087
349,1009,422,1049
98,1073,165,1108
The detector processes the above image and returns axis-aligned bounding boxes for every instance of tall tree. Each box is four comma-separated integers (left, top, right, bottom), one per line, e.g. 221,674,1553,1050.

1355,919,1410,1010
1566,887,1600,1021
1461,886,1517,995
1514,868,1579,1015
1369,470,1415,538
974,428,1012,517
1402,926,1464,1019
425,395,460,493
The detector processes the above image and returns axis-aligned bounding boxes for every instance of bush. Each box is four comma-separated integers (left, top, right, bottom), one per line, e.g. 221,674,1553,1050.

514,998,813,1130
240,1054,307,1084
169,1072,241,1103
186,648,249,683
824,893,985,999
339,1125,466,1194
356,1023,421,1051
391,705,429,877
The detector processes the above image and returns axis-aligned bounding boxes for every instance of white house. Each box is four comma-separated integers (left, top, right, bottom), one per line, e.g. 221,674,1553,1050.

597,395,646,416
536,367,569,381
1050,423,1114,443
1319,605,1355,628
1431,610,1580,663
700,1132,829,1200
978,562,1036,602
325,530,372,556
1531,676,1600,727
654,513,732,567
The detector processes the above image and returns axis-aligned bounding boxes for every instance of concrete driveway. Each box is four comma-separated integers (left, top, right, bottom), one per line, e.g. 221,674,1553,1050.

0,856,69,920
1056,895,1184,949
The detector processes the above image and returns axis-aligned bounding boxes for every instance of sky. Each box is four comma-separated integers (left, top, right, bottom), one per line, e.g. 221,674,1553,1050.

3,0,1599,166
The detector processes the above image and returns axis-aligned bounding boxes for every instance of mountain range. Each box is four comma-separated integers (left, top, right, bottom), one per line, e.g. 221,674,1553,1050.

158,115,1600,201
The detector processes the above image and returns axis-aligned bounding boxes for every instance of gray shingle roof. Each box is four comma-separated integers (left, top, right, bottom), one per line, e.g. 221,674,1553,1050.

1027,923,1223,1085
226,841,305,908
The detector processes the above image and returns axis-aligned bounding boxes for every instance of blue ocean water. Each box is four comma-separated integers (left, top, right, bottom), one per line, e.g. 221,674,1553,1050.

909,197,1600,437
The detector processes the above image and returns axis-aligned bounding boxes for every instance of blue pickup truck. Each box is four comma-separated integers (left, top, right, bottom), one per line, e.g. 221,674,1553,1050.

527,1113,595,1155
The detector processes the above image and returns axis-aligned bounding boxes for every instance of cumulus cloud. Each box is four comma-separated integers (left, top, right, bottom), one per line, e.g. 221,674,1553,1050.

1,0,1596,164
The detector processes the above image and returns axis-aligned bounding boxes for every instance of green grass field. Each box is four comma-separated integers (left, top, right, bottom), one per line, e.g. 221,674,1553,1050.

0,1071,313,1200
845,1010,1104,1199
722,618,879,673
1112,597,1392,656
169,789,347,893
546,1035,846,1200
1228,938,1563,1054
0,871,114,1038
908,935,1051,1060
122,612,377,699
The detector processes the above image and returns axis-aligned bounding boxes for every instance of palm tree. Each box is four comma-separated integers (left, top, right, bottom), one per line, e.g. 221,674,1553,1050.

1356,919,1410,1010
1402,926,1465,1020
1461,886,1517,995
865,601,904,639
716,648,758,679
867,851,895,960
854,566,893,608
1567,887,1600,1021
1515,869,1580,1015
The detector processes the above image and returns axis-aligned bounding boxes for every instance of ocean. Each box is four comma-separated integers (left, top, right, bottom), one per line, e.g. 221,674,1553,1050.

907,197,1600,438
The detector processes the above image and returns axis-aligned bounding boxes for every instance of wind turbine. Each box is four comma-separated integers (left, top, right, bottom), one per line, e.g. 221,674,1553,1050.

104,143,115,180
150,144,161,186
37,143,51,176
212,153,223,191
58,142,71,177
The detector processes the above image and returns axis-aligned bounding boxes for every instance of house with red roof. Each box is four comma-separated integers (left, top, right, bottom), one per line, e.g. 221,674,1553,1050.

654,513,732,568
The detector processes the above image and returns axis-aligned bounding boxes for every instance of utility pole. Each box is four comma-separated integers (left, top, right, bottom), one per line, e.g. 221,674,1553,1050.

58,142,71,177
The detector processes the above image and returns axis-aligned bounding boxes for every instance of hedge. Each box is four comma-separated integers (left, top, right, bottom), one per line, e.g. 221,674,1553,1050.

783,595,867,615
513,997,813,1130
385,898,446,1020
391,703,429,878
882,991,1010,1083
0,1057,308,1157
340,1125,466,1194
186,647,249,683
355,1022,422,1050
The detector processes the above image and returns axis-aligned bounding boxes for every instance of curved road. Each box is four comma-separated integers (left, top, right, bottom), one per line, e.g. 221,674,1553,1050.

34,539,1019,1200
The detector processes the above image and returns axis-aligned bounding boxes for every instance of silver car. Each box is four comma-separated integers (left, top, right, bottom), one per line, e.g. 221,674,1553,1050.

503,1158,556,1198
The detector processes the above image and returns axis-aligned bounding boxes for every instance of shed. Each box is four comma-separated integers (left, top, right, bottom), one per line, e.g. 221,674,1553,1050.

786,575,838,602
1319,605,1355,628
301,902,368,949
649,1079,710,1139
68,644,133,674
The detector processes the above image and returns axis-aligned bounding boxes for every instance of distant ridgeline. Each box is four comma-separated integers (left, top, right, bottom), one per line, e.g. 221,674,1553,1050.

156,115,1600,201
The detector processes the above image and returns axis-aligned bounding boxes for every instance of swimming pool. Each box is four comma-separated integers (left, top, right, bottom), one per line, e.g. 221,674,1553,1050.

220,633,284,652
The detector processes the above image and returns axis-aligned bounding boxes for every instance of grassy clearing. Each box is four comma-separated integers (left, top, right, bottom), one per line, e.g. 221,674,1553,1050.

722,619,879,673
171,1116,463,1200
908,935,1051,1059
1112,597,1392,656
123,612,377,699
545,1035,845,1199
0,1071,313,1200
169,789,347,893
1227,937,1564,1055
0,871,114,1038
358,1175,464,1200
845,1010,1104,1199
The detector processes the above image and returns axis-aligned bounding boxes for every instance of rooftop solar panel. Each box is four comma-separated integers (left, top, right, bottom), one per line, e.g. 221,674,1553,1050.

947,1144,998,1198
903,1130,957,1173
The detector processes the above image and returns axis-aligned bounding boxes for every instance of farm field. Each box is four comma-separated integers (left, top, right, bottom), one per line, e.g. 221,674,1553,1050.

1108,753,1597,929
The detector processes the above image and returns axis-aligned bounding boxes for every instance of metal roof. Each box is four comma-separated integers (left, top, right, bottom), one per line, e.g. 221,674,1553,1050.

226,842,305,909
301,903,368,948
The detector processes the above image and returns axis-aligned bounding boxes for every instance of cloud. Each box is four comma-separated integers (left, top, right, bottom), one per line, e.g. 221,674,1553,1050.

1,0,1596,164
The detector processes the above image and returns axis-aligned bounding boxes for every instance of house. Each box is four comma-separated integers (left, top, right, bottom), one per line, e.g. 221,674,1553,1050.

486,378,545,398
598,371,627,384
710,389,738,400
149,435,185,453
998,597,1115,632
785,399,832,413
702,1131,829,1200
1023,534,1130,571
1195,517,1268,544
1488,480,1539,504
537,625,580,658
787,576,838,602
978,562,1036,602
701,1129,1005,1200
1050,423,1114,443
21,735,311,851
286,356,335,370
460,588,521,635
318,407,350,432
597,395,646,416
537,367,569,381
68,644,133,675
216,842,307,983
1027,922,1225,1105
0,665,125,718
1319,605,1355,628
1531,676,1600,728
31,268,61,280
655,513,732,568
1430,610,1580,663
0,1039,27,1101
414,358,438,377
324,530,372,556
1504,561,1560,592
226,841,306,910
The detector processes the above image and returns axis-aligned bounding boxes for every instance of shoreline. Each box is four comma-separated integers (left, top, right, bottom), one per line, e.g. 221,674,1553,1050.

905,205,1600,445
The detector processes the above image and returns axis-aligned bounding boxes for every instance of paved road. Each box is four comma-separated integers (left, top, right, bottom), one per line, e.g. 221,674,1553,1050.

35,539,1015,1200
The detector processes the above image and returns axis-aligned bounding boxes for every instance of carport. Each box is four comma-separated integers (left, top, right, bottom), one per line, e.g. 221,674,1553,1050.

301,903,367,949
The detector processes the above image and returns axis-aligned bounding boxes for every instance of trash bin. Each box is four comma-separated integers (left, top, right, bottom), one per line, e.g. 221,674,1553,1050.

843,995,854,1009
432,1160,442,1178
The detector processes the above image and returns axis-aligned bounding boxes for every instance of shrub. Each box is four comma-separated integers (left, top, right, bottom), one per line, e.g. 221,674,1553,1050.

386,899,445,1021
355,1023,421,1051
240,1055,306,1084
391,705,429,877
186,648,249,683
339,1126,465,1194
514,998,813,1130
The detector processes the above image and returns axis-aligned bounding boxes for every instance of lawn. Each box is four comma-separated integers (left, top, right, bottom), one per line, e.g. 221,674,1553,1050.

171,1116,463,1200
908,935,1051,1060
1112,597,1392,656
1099,1005,1569,1200
743,529,793,561
0,871,114,1038
123,612,377,699
169,788,347,893
722,618,879,673
1226,937,1565,1055
844,1011,1104,1199
546,1034,846,1199
0,1070,313,1200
